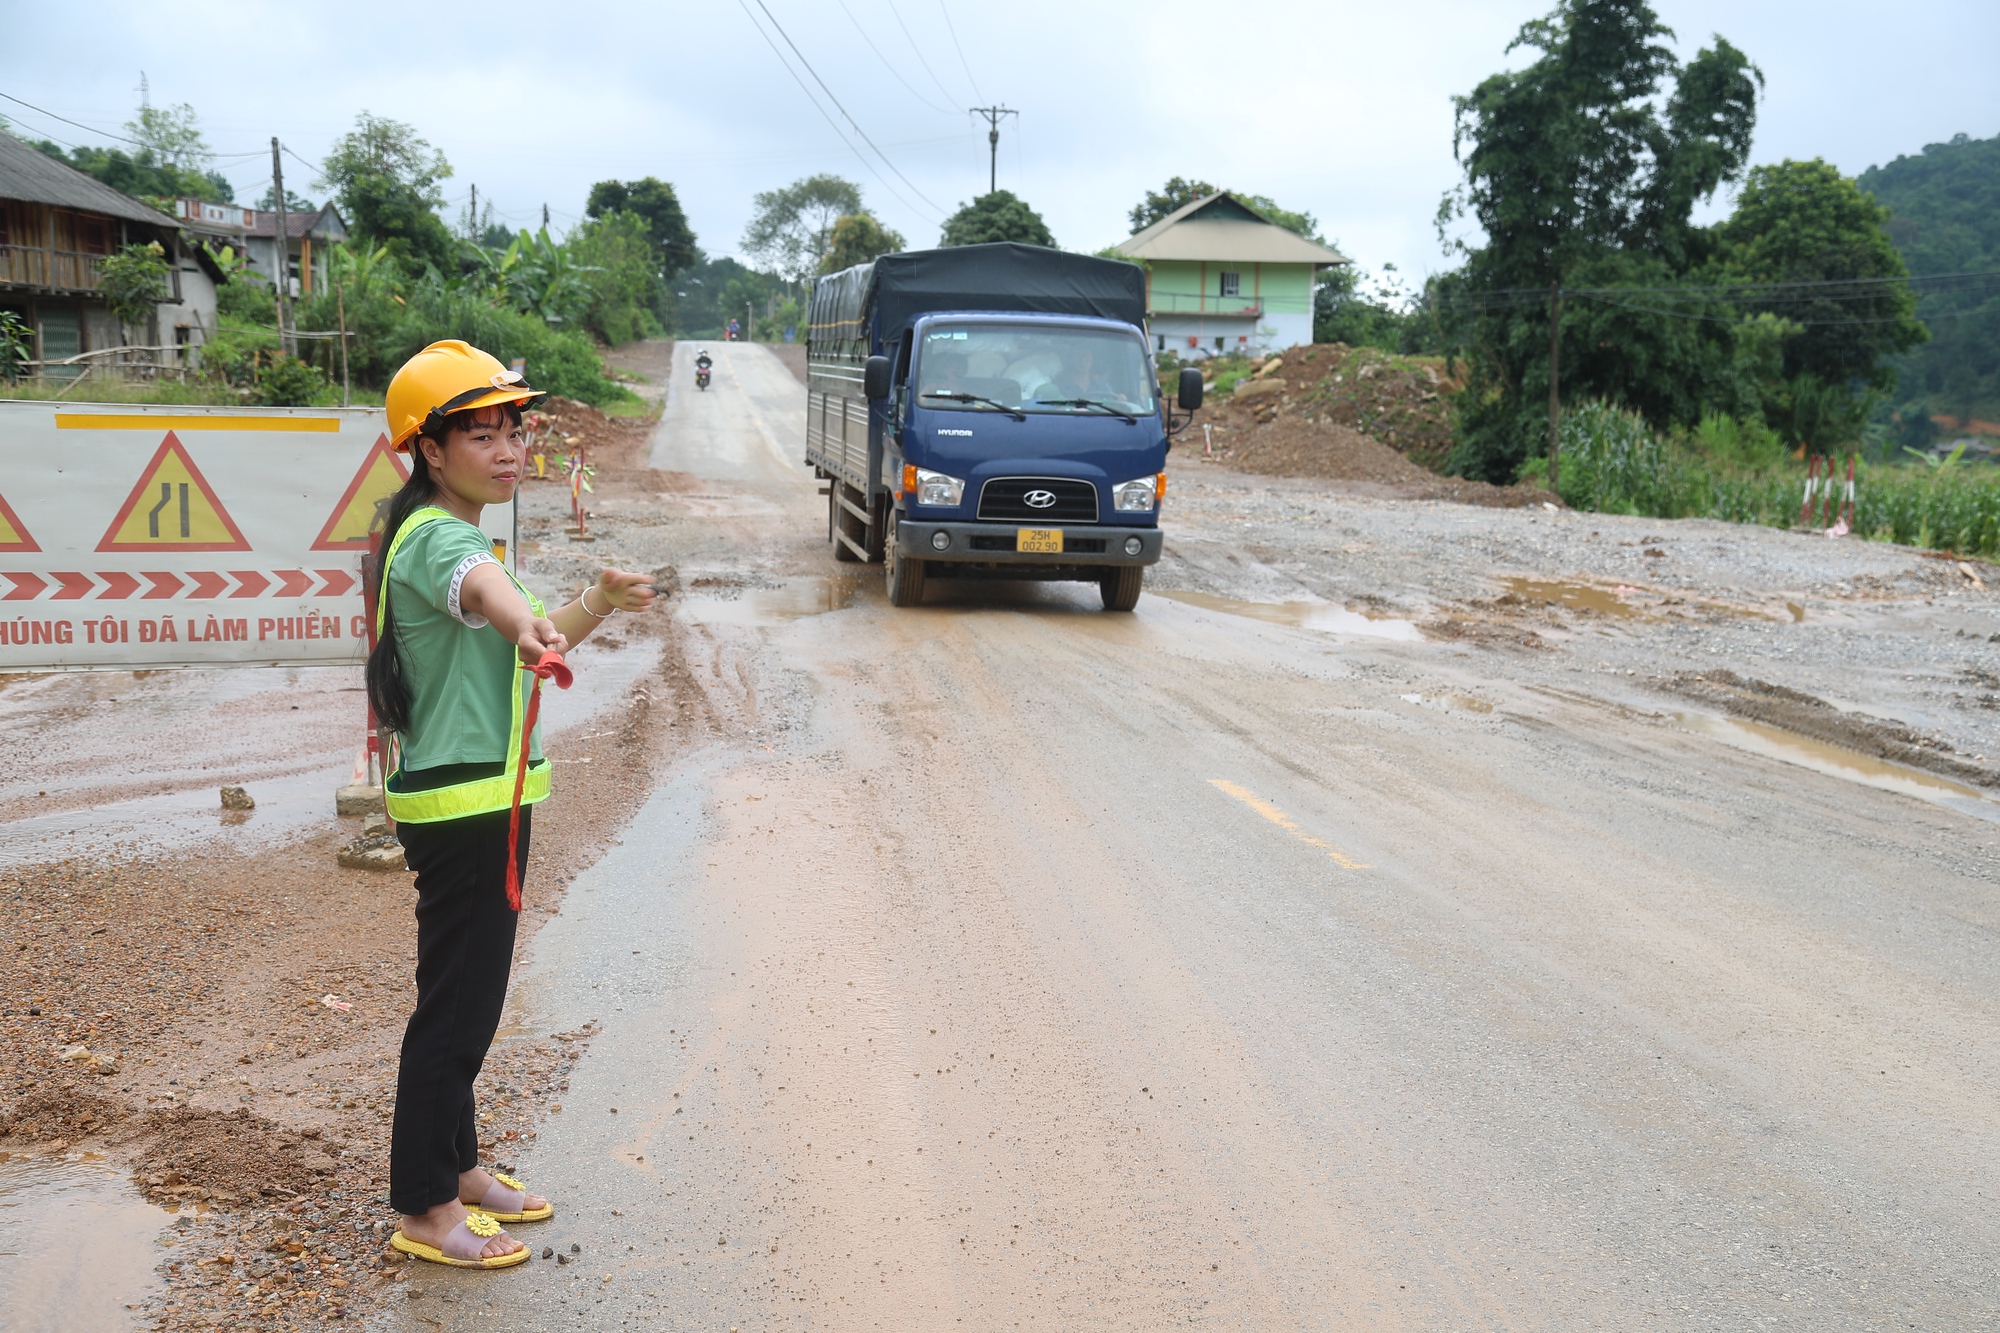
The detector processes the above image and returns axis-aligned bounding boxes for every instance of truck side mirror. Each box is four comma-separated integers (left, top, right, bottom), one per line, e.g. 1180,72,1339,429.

863,355,892,400
1177,367,1204,412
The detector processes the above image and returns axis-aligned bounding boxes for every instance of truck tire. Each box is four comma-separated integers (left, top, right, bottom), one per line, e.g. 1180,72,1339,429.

831,483,863,563
1099,565,1143,612
885,524,927,606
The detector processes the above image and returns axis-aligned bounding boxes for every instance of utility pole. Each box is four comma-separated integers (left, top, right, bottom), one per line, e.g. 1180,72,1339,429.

469,184,478,240
969,105,1018,196
269,137,293,358
1547,281,1562,494
542,202,550,230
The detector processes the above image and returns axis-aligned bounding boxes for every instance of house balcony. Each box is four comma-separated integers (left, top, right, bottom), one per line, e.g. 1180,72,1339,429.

1144,292,1264,318
0,245,108,295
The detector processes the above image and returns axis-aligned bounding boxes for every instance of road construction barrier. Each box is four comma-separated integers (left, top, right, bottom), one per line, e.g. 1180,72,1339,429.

0,401,514,670
1799,454,1856,536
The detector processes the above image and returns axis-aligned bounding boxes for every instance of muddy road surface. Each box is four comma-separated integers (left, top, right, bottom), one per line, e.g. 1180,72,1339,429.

362,341,1997,1331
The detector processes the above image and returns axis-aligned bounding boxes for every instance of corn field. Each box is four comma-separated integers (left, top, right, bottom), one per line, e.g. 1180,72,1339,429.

1553,401,2000,557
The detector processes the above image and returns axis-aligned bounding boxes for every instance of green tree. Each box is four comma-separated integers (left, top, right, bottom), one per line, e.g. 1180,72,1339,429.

1436,0,1763,481
819,212,905,274
0,310,31,381
124,103,211,169
940,190,1054,248
1238,195,1319,241
1129,178,1217,232
1713,160,1924,396
569,211,667,345
99,242,171,331
744,175,864,285
587,177,698,278
315,113,455,272
35,142,230,205
1858,131,2000,422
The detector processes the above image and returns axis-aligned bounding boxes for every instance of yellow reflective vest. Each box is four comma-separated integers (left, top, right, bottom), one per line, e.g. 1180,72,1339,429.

377,506,552,824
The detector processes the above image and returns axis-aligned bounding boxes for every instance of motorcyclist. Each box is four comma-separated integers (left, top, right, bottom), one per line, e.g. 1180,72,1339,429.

694,349,713,390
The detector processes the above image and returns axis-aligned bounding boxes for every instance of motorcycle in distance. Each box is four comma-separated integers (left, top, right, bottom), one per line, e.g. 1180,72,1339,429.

695,349,713,391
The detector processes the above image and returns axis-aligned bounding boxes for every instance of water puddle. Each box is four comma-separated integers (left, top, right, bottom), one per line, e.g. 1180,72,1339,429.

0,763,347,867
541,636,663,734
1503,578,1643,618
1674,711,2000,822
1150,589,1423,641
1400,692,1495,714
679,575,857,627
0,1153,172,1330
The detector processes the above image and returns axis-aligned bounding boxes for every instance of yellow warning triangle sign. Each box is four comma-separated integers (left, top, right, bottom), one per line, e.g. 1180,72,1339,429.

96,433,250,552
0,490,40,552
312,434,410,550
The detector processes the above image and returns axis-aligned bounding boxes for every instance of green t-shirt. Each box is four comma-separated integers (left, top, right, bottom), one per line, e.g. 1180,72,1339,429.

387,515,543,771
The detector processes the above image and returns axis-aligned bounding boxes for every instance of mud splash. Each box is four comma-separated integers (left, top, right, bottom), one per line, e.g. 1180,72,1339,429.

0,1152,170,1331
1150,589,1423,641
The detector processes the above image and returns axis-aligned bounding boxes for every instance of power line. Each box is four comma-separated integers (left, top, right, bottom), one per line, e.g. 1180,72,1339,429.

836,0,957,116
745,0,945,217
885,0,963,108
0,91,145,147
733,0,938,223
936,0,984,102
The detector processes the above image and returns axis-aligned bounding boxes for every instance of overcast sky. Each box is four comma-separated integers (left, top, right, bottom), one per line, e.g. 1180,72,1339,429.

4,0,1993,290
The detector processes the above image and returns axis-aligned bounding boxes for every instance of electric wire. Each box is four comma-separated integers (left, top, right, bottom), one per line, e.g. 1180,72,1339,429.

0,91,146,147
936,0,984,102
733,0,940,223
886,0,966,108
836,0,958,116
747,0,945,217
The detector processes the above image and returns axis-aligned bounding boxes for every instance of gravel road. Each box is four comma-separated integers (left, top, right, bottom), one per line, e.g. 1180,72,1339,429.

366,342,2000,1332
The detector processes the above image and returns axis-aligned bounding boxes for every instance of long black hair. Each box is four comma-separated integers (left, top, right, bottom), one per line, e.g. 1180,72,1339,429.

365,402,524,735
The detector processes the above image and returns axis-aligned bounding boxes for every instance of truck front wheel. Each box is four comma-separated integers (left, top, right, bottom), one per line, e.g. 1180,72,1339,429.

886,526,928,606
1099,565,1143,612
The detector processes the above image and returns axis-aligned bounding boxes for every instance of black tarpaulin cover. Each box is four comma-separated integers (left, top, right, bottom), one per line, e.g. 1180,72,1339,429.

810,243,1147,348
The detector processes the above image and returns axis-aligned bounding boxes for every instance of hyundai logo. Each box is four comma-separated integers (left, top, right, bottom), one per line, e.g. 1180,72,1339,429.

1023,489,1058,509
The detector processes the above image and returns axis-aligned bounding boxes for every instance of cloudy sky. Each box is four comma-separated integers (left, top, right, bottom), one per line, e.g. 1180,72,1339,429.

4,0,1993,289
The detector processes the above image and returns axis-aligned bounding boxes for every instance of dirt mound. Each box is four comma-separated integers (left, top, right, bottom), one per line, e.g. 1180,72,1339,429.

1659,669,1998,788
1191,343,1548,508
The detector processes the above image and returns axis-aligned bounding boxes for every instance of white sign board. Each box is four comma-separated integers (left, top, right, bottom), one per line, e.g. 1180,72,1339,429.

0,402,515,670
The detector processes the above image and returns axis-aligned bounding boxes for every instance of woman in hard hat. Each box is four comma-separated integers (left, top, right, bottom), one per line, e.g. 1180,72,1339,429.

370,340,656,1269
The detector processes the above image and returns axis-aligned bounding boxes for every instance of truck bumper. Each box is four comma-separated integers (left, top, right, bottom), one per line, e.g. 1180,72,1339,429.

898,520,1162,569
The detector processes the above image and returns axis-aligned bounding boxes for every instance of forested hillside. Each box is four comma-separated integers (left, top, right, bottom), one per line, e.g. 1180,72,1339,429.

1859,132,2000,425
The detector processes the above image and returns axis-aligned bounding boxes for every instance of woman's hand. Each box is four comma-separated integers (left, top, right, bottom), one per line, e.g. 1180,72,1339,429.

515,617,568,667
594,568,659,614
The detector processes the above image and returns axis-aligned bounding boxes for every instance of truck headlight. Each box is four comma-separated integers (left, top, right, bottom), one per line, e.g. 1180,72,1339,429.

1114,474,1161,512
914,468,964,508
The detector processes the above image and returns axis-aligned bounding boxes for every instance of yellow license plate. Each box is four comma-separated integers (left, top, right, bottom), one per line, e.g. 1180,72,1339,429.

1017,527,1063,554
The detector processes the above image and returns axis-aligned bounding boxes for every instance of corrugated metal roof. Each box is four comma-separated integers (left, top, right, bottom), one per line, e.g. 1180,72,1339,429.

245,205,347,240
0,130,180,228
1114,192,1348,266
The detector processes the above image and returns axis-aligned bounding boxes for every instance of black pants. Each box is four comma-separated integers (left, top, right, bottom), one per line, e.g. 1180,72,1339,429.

389,804,530,1216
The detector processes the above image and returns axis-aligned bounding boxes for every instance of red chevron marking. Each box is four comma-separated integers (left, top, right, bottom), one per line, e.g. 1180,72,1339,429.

315,568,356,597
273,569,314,598
228,571,270,598
97,572,140,599
2,572,47,601
185,571,230,599
141,571,185,600
51,572,94,600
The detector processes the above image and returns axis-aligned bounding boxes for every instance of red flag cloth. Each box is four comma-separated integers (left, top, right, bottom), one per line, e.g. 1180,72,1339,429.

507,651,572,910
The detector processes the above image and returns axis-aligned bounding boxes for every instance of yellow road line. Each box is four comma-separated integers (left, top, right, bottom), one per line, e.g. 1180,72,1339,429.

1209,778,1371,869
54,414,342,432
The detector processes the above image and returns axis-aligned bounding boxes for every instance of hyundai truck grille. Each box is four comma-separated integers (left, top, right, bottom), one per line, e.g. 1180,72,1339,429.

975,477,1099,523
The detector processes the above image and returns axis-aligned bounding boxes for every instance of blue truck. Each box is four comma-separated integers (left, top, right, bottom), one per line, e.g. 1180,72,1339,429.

805,242,1203,610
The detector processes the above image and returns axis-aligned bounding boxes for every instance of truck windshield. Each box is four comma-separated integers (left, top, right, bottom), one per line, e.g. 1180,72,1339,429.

915,325,1156,417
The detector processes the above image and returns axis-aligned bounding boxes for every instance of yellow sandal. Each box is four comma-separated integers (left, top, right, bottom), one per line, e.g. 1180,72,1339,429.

464,1170,554,1223
391,1212,529,1269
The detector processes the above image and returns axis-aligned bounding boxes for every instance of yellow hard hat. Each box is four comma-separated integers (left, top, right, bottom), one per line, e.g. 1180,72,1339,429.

386,340,544,452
